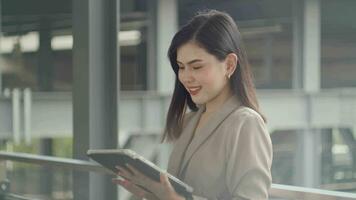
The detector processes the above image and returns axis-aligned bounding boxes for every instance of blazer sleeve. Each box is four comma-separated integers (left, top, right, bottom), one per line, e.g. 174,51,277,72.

225,112,273,200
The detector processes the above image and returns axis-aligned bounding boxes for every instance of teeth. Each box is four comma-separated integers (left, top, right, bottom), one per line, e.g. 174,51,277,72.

188,87,201,92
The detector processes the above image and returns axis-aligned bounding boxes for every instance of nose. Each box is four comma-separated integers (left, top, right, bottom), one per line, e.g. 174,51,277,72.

179,68,195,84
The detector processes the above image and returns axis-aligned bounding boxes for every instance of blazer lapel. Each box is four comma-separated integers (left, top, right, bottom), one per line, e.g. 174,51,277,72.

168,107,204,176
179,96,241,176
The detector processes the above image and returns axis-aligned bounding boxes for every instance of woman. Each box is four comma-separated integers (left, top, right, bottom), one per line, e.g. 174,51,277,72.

113,10,273,200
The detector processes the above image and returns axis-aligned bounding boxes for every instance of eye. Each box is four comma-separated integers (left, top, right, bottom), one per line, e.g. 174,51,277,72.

178,65,185,70
193,66,203,70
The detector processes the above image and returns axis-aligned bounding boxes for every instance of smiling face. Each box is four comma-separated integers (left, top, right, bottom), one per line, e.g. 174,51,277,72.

177,41,234,109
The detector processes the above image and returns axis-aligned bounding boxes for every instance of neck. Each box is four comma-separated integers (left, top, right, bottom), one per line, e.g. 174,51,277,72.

204,86,233,114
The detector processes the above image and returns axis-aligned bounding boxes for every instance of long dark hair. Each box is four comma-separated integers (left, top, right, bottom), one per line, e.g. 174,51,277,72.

162,10,265,142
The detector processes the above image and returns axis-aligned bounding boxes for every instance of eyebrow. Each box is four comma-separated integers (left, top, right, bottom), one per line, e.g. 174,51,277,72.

177,59,204,65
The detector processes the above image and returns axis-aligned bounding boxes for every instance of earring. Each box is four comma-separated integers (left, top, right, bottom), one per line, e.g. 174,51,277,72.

227,73,231,79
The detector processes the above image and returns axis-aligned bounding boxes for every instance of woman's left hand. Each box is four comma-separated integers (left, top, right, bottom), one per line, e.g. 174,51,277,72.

116,164,185,200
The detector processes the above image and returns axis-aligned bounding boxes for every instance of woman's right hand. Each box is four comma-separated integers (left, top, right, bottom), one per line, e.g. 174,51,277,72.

112,178,159,200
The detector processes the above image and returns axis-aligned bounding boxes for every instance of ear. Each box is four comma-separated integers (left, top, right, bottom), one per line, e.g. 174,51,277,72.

225,53,238,77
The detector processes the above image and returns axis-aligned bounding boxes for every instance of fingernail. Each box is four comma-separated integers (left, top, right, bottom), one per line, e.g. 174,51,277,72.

116,177,124,180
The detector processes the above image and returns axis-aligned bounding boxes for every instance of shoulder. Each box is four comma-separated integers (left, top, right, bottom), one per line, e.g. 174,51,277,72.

223,106,269,144
227,106,265,127
224,106,272,159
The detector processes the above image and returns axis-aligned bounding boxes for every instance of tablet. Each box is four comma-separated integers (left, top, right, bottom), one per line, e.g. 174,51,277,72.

87,149,193,198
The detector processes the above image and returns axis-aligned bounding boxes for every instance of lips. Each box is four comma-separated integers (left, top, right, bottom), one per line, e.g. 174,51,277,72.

187,86,202,96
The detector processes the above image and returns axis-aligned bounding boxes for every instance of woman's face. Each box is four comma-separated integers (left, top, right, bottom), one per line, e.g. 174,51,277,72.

177,41,231,105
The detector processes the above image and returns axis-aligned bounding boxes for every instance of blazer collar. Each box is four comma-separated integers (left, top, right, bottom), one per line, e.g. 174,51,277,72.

169,95,241,177
168,106,204,176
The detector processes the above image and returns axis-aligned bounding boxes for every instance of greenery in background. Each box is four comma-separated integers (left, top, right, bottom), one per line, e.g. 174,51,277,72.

53,137,72,158
11,141,39,153
0,137,73,197
0,141,7,151
3,140,40,169
1,137,73,169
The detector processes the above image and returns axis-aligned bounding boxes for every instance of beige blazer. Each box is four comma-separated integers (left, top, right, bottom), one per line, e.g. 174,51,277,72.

167,96,272,200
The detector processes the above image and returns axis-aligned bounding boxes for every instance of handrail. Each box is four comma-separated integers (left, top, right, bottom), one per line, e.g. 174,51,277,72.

270,183,356,200
0,151,110,174
0,151,355,200
1,193,39,200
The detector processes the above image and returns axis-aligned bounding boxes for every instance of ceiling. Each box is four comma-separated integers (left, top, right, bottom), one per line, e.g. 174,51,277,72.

1,0,355,37
1,0,71,35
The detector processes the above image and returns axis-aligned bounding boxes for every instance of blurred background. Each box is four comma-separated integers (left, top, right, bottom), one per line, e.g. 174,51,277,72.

0,0,355,199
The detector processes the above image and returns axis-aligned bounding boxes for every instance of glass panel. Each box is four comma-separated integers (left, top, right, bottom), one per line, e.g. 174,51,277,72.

0,0,154,92
0,138,74,199
5,164,73,199
321,0,356,88
320,0,356,192
0,1,72,92
270,130,296,185
120,0,150,90
178,0,294,89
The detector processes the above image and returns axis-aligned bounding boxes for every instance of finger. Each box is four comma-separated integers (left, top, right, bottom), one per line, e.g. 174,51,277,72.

116,166,133,180
160,172,174,191
142,192,160,200
125,164,149,185
116,179,149,199
116,164,134,174
125,164,162,195
112,177,125,184
116,165,133,176
112,178,129,188
112,178,121,185
126,164,159,185
112,179,132,190
125,164,141,176
116,171,130,181
126,164,152,179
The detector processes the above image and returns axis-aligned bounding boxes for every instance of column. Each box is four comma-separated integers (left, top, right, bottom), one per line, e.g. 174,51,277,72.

302,0,321,92
38,19,54,196
293,0,322,187
0,0,2,95
72,0,120,199
146,0,157,90
38,18,54,91
292,0,303,90
156,0,177,94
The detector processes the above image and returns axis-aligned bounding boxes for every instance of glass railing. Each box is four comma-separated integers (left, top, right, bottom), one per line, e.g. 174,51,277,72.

0,152,107,200
1,164,73,199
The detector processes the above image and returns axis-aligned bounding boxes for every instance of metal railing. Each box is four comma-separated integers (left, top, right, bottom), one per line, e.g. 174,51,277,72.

2,89,356,141
269,184,356,199
0,151,356,200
